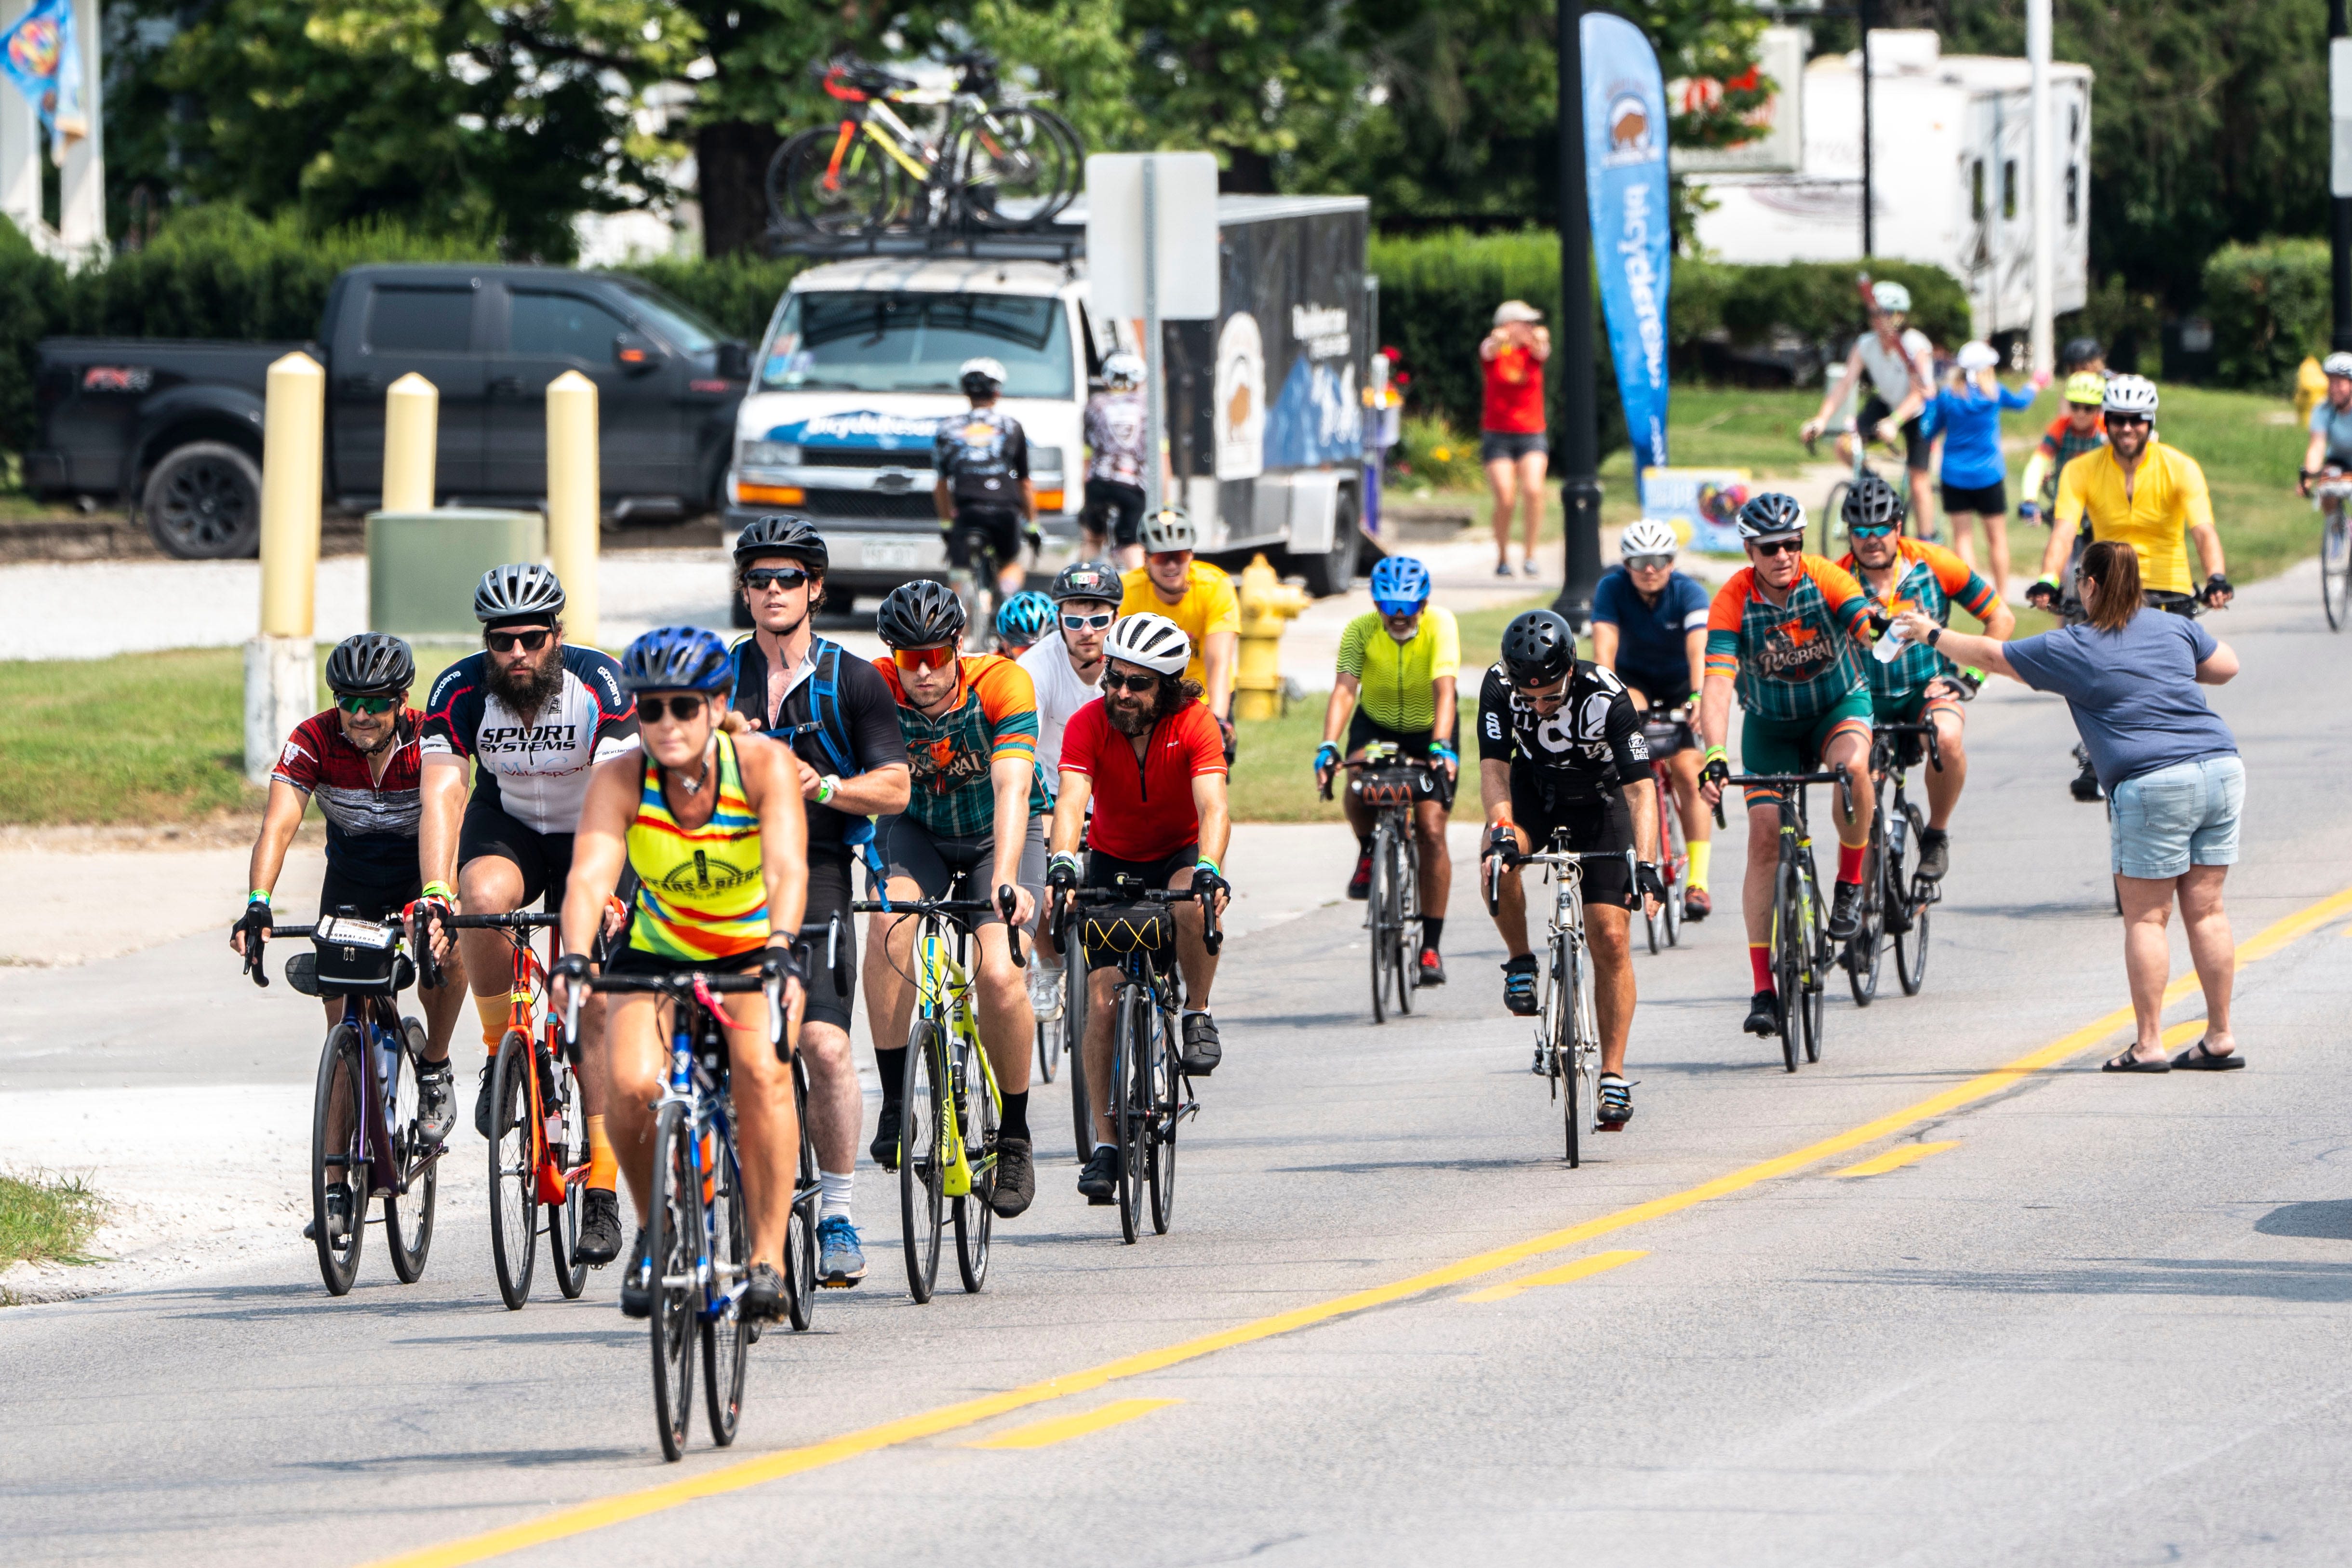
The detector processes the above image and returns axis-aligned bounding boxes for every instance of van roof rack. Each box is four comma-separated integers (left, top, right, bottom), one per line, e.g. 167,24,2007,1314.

763,223,1084,266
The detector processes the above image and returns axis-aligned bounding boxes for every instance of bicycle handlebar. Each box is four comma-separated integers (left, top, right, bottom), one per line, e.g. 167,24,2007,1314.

1872,720,1944,774
1049,881,1223,956
439,911,561,930
568,967,788,1059
1726,767,1855,823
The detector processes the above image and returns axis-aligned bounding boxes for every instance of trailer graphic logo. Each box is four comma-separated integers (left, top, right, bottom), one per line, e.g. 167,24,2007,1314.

1215,313,1266,481
762,410,945,452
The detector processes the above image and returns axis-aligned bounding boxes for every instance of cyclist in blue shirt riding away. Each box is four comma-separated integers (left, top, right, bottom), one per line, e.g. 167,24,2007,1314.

1590,518,1715,922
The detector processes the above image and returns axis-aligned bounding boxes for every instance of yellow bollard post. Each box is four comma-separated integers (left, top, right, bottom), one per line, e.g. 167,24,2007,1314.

546,369,600,646
246,350,325,783
1232,551,1311,722
381,373,439,512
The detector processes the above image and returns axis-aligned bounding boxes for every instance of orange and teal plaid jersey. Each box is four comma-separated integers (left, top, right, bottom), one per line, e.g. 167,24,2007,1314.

625,733,769,960
875,653,1049,837
1704,556,1873,722
1836,537,1997,705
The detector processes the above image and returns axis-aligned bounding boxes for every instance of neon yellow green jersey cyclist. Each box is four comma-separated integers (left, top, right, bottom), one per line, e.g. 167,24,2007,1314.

1336,603,1461,732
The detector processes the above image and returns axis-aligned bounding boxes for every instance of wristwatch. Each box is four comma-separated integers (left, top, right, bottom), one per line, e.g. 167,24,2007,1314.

1926,627,1942,647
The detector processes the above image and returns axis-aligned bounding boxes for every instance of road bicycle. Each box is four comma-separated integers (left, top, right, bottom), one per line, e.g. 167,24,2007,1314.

774,51,1082,237
1054,882,1218,1241
1483,835,1629,1168
1325,740,1432,1022
787,916,852,1317
853,889,1018,1300
437,910,589,1310
243,913,442,1297
947,519,1042,653
1847,720,1942,1004
2310,474,2352,630
1722,769,1850,1072
566,963,788,1463
1638,709,1695,954
1808,418,1906,555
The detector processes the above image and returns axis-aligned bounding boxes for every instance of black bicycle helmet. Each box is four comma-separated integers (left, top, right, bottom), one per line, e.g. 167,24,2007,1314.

876,579,968,648
733,513,829,570
472,562,565,623
1735,492,1807,541
2058,335,2104,372
1049,560,1121,604
323,632,415,697
1838,473,1906,532
1499,609,1577,687
618,626,733,694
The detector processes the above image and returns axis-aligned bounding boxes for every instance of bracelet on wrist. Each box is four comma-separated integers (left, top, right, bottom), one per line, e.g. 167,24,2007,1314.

1194,858,1220,878
1703,745,1726,762
420,881,452,901
248,888,273,907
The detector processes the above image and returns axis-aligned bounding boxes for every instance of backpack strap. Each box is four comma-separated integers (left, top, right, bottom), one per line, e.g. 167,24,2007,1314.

804,640,875,849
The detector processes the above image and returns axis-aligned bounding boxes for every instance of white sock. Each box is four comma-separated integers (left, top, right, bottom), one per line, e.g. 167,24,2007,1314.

819,1169,854,1223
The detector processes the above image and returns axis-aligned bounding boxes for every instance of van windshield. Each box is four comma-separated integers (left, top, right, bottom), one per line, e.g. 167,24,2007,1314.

762,291,1073,399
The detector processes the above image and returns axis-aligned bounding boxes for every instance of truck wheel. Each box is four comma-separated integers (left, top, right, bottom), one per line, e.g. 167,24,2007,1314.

1294,490,1363,598
144,442,264,560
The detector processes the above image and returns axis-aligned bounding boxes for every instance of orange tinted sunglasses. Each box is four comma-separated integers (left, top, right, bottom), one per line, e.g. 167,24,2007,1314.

892,645,956,673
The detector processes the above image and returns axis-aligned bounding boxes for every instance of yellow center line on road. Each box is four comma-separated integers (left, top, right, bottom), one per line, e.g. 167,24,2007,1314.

965,1398,1181,1450
1833,1140,1961,1178
1459,1248,1646,1302
362,882,2352,1568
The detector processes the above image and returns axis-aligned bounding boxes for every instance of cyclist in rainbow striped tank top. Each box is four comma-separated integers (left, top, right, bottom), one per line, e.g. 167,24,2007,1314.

558,627,810,1325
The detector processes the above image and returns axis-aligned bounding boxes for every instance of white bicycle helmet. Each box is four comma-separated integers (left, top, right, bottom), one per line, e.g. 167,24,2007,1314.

2102,373,2159,419
1102,351,1145,389
1871,280,1912,315
1139,505,1197,554
959,357,1008,393
2324,351,2352,379
1102,612,1191,676
1618,518,1680,560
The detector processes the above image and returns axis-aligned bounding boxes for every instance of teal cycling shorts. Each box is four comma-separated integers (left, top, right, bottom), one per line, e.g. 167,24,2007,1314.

1738,687,1873,807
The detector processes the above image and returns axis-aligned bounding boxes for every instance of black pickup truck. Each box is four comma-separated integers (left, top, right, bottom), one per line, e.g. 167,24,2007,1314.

27,264,751,558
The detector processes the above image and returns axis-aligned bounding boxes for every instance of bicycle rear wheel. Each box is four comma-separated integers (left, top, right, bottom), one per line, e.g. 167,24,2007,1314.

1848,814,1886,1007
2325,512,2351,630
1148,1002,1179,1234
898,1022,946,1302
1772,861,1804,1072
647,1102,699,1462
486,1030,538,1310
703,1125,748,1448
1660,784,1686,948
1114,987,1148,1245
1366,821,1392,1023
383,1018,436,1284
309,1023,367,1296
545,1038,588,1300
952,1034,997,1293
784,1057,816,1330
959,106,1082,229
784,121,900,236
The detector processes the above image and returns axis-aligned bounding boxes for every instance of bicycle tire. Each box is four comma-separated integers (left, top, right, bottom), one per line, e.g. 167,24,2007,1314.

1661,783,1685,948
309,1023,367,1296
898,1021,945,1301
647,1102,698,1462
383,1019,436,1284
1820,480,1852,557
783,121,900,236
1366,819,1391,1024
1772,859,1804,1072
1802,869,1828,1063
1066,938,1094,1161
545,1038,588,1300
1148,1001,1178,1234
486,1031,538,1309
1552,933,1581,1167
1115,986,1147,1245
2325,513,2350,631
952,1032,997,1292
1897,804,1932,994
1033,1013,1060,1083
784,1057,816,1330
703,1122,748,1447
1848,810,1886,1007
1396,824,1419,1015
959,106,1082,230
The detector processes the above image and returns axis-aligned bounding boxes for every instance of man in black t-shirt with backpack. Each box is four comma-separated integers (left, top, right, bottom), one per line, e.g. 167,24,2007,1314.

934,356,1037,603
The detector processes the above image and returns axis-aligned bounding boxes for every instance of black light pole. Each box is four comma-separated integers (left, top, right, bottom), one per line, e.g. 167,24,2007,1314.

1859,0,1875,256
1553,0,1605,629
2334,0,2352,350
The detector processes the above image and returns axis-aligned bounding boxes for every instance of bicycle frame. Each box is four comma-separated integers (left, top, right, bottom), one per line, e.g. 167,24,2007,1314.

443,911,580,1206
912,910,1000,1201
258,922,430,1200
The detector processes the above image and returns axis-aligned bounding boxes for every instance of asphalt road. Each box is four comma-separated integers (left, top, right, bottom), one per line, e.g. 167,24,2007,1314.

5,564,2350,1568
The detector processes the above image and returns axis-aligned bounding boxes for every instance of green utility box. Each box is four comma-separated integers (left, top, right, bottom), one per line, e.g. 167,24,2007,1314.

367,509,547,639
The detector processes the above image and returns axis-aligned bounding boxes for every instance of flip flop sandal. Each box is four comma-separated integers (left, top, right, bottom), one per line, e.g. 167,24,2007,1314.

2101,1050,2171,1073
2169,1039,2245,1071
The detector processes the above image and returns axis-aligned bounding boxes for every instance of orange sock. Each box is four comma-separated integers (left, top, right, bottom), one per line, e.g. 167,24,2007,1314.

586,1114,618,1191
473,990,509,1050
1749,944,1774,992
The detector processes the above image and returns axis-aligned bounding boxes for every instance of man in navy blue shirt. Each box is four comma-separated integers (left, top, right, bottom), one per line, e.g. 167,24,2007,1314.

1590,519,1716,919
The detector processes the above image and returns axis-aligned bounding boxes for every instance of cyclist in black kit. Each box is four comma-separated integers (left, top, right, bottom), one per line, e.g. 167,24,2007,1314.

933,356,1036,603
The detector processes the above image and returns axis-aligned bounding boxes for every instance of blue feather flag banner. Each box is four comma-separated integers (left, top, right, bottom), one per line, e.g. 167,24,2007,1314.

1582,12,1671,473
1,0,88,162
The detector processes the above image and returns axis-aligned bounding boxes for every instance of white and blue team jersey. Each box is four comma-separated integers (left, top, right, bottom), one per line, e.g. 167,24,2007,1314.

420,645,640,834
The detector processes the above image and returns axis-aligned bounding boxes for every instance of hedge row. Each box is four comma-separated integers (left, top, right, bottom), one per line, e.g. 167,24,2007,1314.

2203,237,2330,391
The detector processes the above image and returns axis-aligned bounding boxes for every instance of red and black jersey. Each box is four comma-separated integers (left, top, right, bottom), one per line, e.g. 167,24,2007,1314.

271,709,425,882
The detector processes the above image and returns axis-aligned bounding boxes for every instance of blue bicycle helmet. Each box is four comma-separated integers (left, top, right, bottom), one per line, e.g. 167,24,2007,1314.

1369,554,1432,614
995,590,1056,647
619,626,733,694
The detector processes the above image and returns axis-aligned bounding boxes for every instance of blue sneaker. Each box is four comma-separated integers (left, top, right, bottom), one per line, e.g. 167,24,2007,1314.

816,1216,867,1287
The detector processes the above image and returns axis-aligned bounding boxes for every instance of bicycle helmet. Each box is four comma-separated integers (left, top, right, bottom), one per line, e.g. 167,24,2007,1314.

995,590,1056,647
1102,611,1190,676
2064,371,2108,406
1368,555,1431,613
2325,352,2352,380
1735,492,1807,540
876,579,968,648
472,562,565,624
959,356,1007,396
733,513,829,569
1499,609,1576,687
1617,518,1680,560
324,632,415,697
2059,335,2105,372
1139,505,1197,554
2102,374,2159,420
1838,473,1906,533
1870,280,1912,315
1049,560,1121,605
618,626,733,694
1101,351,1145,389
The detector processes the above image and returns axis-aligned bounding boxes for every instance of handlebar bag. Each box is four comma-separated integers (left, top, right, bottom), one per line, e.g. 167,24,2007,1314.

1080,905,1174,958
311,915,404,993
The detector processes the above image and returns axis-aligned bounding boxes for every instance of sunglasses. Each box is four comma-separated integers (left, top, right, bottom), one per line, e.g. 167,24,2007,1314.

893,645,956,673
1750,538,1804,557
485,628,552,654
1376,603,1423,619
336,694,398,715
2105,414,2149,429
1061,610,1115,631
1148,551,1190,566
745,565,810,592
1848,523,1898,539
1625,554,1675,571
639,695,712,724
1101,670,1163,695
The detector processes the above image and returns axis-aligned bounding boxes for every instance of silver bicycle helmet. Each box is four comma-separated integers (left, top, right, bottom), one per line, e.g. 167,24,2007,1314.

1617,518,1680,560
473,562,566,623
1139,506,1197,555
1101,351,1145,390
1735,493,1807,541
2102,374,2159,419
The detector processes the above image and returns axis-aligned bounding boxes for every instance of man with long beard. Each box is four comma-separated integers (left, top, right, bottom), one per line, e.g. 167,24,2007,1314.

417,564,641,1270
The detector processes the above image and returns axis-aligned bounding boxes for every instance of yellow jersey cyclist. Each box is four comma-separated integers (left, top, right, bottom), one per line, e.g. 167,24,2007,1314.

1696,494,1881,1040
1590,517,1716,922
1313,554,1461,985
1476,611,1665,1126
2030,375,2232,615
1120,506,1241,760
866,579,1049,1220
556,627,809,1323
1834,474,2014,883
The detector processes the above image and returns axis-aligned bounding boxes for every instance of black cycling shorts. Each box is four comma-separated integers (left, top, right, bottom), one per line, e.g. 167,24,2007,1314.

795,850,860,1033
1506,772,1637,910
1082,478,1146,548
1941,479,2006,517
606,945,763,978
458,795,573,911
318,861,420,924
946,507,1033,573
1858,395,1933,473
1079,844,1199,972
1343,709,1459,809
873,814,1045,927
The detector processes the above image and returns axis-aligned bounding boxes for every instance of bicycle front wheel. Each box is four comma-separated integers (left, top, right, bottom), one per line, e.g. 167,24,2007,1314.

1393,827,1419,1016
2325,512,2352,630
952,1034,997,1293
383,1019,436,1284
486,1030,538,1310
1066,937,1094,1161
783,121,900,235
784,1057,816,1331
1553,935,1583,1167
545,1037,588,1300
1772,860,1805,1072
1114,987,1148,1245
702,1124,748,1448
898,1022,946,1301
647,1103,699,1462
1801,871,1829,1063
309,1023,367,1296
1367,821,1394,1023
1148,1002,1179,1235
1848,814,1886,1007
1660,781,1686,948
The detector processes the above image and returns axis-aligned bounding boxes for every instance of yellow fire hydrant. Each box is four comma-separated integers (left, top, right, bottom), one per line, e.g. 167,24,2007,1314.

1233,552,1310,722
2295,355,2328,430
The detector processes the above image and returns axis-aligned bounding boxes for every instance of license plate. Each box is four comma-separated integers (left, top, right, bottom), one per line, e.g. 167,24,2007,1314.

863,540,926,568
